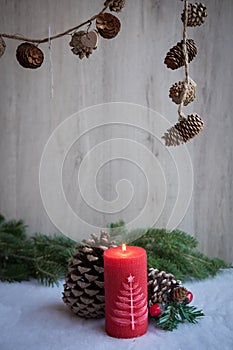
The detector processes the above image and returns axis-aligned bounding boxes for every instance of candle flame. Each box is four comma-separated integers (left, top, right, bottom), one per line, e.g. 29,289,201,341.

122,243,127,252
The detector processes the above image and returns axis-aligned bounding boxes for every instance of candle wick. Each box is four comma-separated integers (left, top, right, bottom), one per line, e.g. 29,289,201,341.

122,243,127,252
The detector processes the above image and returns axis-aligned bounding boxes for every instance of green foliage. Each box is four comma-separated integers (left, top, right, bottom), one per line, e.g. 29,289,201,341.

0,214,76,286
156,302,204,331
0,216,231,286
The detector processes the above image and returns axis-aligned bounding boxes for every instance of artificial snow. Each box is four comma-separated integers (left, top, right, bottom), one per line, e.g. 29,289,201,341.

0,269,233,350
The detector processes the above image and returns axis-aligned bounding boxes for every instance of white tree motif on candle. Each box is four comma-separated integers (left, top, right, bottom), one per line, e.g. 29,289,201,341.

111,274,148,330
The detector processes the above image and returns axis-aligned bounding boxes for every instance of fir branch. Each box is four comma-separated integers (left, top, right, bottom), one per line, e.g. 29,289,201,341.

156,302,204,331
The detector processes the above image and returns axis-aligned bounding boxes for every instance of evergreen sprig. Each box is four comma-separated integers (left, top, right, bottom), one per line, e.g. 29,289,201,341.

0,215,76,286
156,302,204,331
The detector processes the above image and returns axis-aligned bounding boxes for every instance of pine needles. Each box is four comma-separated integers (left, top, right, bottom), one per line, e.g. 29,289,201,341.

156,302,204,331
0,214,76,286
109,223,230,282
0,215,231,285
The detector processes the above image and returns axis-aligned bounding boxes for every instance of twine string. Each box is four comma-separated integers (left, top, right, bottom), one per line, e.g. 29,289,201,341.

178,0,189,121
48,26,54,99
0,2,114,44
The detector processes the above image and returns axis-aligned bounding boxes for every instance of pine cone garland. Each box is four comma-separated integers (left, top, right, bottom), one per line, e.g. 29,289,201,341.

104,0,126,12
62,232,117,318
162,113,204,146
148,268,181,306
96,13,121,39
164,39,197,70
172,286,188,303
169,79,196,106
181,2,207,27
69,31,97,59
16,42,44,69
0,36,6,58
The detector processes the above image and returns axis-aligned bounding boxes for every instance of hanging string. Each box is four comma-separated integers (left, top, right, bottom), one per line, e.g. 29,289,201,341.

178,0,189,121
48,26,54,98
0,2,113,44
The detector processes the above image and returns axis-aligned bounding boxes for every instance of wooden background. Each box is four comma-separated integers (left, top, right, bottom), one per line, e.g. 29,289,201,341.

0,0,232,261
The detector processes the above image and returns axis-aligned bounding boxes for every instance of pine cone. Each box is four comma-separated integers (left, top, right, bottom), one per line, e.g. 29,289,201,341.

0,36,6,58
172,286,188,303
181,2,207,27
104,0,126,12
169,79,196,106
96,13,121,39
164,39,197,70
62,232,117,318
148,268,181,306
69,31,97,59
16,42,44,69
162,113,204,146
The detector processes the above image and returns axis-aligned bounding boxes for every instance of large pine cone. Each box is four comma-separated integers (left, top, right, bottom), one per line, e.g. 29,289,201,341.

181,2,207,27
104,0,126,12
69,31,97,59
16,42,44,69
148,268,181,306
0,36,6,58
96,13,121,39
62,232,116,318
162,113,204,147
164,39,197,70
169,79,196,106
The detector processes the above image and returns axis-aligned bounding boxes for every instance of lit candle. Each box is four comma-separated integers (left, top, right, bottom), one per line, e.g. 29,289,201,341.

104,245,148,338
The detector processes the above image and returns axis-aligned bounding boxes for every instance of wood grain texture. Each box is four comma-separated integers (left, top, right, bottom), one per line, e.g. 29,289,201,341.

0,0,232,261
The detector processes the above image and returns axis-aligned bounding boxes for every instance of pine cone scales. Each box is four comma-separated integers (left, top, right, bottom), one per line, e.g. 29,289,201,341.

96,13,121,39
16,42,44,69
169,80,196,106
162,113,204,146
148,268,181,306
172,286,188,303
164,39,197,70
181,2,207,27
69,31,96,59
104,0,126,12
62,232,116,318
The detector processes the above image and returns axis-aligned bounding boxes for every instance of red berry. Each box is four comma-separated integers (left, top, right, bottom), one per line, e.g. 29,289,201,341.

185,291,193,303
149,303,162,317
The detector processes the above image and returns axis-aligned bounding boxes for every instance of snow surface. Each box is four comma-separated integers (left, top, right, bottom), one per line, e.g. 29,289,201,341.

0,269,233,350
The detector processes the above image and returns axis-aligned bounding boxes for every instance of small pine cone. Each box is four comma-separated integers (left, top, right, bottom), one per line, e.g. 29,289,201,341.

62,231,117,319
172,286,188,303
181,2,207,27
169,79,196,106
69,31,97,59
162,113,204,146
16,42,44,69
0,36,6,58
96,13,121,39
104,0,126,12
164,39,197,70
148,268,181,306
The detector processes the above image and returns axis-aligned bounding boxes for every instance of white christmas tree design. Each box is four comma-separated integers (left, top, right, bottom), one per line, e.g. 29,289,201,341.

111,274,148,330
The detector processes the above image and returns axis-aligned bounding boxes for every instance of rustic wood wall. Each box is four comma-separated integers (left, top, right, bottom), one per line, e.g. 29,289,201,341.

0,0,232,261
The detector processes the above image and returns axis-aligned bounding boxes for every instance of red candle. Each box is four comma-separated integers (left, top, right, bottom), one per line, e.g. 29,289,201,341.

104,245,148,338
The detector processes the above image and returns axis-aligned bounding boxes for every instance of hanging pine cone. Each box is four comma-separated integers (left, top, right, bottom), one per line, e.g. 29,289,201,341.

181,2,207,27
69,30,98,59
62,232,117,319
96,13,121,39
164,39,197,70
16,42,44,69
162,113,204,146
148,268,181,306
172,286,188,303
0,36,6,58
104,0,126,12
169,79,196,106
